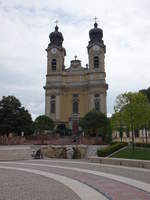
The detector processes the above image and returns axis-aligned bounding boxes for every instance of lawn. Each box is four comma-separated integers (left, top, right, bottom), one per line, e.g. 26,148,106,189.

111,147,150,160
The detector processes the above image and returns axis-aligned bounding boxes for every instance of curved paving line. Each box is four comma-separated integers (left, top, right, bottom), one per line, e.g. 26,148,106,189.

0,166,108,200
28,159,150,172
1,161,150,194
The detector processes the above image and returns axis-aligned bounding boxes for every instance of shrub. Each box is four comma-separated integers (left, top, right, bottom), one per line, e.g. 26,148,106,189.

135,142,150,148
97,142,127,157
34,115,54,134
56,123,72,136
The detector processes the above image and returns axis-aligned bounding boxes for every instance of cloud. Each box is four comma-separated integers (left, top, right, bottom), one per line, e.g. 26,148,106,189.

0,0,150,119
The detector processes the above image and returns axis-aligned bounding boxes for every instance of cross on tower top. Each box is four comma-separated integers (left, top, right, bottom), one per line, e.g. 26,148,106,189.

74,55,77,60
94,17,98,23
55,20,59,26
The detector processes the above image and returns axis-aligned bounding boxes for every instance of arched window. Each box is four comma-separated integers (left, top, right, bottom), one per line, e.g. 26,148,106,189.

73,101,78,114
95,93,100,98
50,101,55,113
94,93,100,112
95,100,100,112
73,94,78,98
51,59,56,71
50,96,56,113
51,101,55,113
94,56,99,68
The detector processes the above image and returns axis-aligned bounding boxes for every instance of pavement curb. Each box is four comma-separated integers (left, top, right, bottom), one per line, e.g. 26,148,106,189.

88,156,150,169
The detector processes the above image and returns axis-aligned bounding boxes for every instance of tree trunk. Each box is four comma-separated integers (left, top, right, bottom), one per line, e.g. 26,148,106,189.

95,128,98,140
120,132,122,142
142,129,144,143
131,125,135,151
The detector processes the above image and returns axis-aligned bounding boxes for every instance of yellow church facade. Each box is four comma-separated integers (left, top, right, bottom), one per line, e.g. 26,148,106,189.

44,21,108,129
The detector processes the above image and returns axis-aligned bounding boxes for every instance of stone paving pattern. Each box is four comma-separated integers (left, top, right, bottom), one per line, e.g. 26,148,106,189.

28,159,150,183
0,159,150,200
0,169,81,200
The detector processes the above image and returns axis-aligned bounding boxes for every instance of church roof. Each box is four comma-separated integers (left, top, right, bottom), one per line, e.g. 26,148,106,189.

88,22,103,46
49,25,64,47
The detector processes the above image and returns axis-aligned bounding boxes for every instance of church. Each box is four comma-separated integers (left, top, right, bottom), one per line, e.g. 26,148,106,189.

44,20,108,130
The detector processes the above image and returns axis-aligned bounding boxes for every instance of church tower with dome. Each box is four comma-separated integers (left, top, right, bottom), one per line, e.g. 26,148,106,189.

44,20,108,130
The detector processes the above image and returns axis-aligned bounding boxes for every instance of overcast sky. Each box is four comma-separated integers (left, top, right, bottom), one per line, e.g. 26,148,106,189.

0,0,150,119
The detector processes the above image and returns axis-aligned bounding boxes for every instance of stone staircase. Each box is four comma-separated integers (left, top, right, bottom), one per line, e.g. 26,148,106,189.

86,145,107,157
0,145,34,161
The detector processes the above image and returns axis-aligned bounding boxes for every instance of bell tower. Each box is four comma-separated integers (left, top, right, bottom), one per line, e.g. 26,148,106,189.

44,23,66,122
46,23,66,74
87,18,106,72
87,19,108,114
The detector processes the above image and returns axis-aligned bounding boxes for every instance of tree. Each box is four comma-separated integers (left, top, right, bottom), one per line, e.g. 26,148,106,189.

56,124,71,136
56,124,66,136
34,115,54,134
114,92,150,149
79,110,111,142
0,96,33,136
14,107,34,135
139,87,150,103
111,112,124,142
138,101,150,143
99,118,112,143
139,87,150,142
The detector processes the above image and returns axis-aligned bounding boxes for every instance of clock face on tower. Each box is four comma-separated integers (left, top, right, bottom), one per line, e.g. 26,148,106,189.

51,48,57,54
93,45,100,51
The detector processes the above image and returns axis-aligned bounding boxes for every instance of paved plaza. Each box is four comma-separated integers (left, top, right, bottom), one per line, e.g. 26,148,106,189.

0,159,150,200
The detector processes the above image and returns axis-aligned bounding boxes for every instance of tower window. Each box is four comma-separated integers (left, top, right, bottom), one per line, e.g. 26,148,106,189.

52,59,56,71
73,94,78,98
94,93,100,112
50,100,55,113
50,95,56,113
51,95,56,99
72,94,79,114
95,100,100,112
94,56,99,68
95,94,100,98
73,101,78,114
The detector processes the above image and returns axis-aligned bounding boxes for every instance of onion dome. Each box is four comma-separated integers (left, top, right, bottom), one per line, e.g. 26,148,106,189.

89,22,103,44
49,25,64,47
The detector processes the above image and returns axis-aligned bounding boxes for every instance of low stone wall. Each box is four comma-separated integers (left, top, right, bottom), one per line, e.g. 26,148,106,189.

41,145,87,159
0,146,33,161
0,136,26,145
88,156,150,169
0,135,103,145
0,145,107,161
41,145,107,159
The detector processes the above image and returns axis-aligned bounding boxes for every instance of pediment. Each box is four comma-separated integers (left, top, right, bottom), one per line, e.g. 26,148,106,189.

66,60,86,72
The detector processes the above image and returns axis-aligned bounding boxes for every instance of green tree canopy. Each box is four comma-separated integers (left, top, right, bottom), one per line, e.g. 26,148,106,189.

113,92,150,146
34,115,54,133
139,87,150,103
111,111,125,141
79,110,111,142
0,96,33,135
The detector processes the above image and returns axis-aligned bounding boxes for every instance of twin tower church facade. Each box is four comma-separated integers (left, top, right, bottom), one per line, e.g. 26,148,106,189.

44,21,108,129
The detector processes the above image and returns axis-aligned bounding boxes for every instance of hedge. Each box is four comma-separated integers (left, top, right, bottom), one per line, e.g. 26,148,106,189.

135,142,150,148
97,142,127,157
